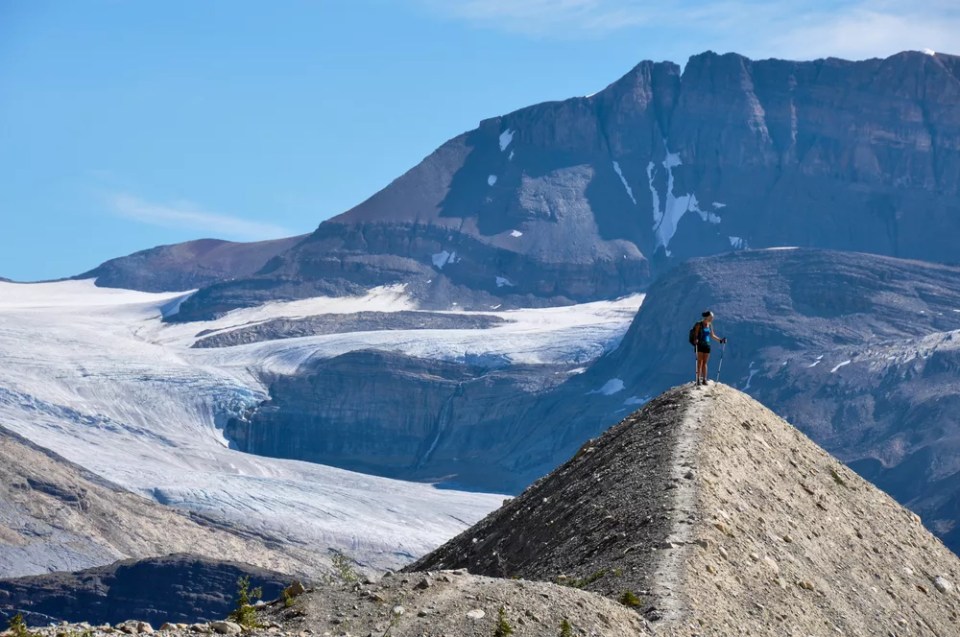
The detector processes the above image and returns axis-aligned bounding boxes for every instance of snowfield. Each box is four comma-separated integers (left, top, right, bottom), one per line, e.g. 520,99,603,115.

0,279,642,572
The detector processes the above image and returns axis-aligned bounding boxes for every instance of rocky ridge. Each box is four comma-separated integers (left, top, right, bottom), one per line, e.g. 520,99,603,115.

78,236,306,293
411,384,960,634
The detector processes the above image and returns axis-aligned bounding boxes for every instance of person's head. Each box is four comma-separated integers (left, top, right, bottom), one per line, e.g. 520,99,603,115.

702,310,714,324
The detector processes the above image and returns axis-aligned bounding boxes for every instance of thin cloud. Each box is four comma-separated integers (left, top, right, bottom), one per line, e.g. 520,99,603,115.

420,0,653,36
764,7,960,61
419,0,960,60
109,193,291,241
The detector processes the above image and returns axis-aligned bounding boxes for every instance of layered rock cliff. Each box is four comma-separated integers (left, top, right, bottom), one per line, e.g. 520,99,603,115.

225,350,564,492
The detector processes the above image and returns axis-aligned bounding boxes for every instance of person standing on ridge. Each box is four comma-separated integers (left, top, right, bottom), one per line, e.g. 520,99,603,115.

694,310,726,386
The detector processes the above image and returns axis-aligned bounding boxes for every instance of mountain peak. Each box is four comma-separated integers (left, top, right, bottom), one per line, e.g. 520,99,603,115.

167,47,960,321
409,383,960,632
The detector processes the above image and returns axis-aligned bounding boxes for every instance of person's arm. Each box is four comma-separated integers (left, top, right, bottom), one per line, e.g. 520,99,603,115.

713,327,727,343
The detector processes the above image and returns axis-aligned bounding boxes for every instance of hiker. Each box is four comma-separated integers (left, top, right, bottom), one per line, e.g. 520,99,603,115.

693,310,726,386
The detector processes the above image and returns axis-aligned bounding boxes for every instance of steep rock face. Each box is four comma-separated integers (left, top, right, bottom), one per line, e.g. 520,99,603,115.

0,555,290,625
77,236,306,292
410,385,960,634
227,350,571,492
173,50,960,321
581,248,960,552
0,425,315,578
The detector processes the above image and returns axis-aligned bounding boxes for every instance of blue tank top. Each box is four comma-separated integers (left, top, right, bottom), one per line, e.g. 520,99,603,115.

702,324,712,344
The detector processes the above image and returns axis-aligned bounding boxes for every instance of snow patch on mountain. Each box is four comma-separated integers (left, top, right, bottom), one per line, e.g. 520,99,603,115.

510,230,523,238
589,378,625,396
432,251,455,269
612,161,637,205
496,276,515,288
499,129,514,152
487,174,498,186
830,360,852,373
743,361,758,390
648,143,723,256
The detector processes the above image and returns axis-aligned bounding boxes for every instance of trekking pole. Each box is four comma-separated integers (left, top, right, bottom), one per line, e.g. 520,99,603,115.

694,340,699,386
716,341,726,383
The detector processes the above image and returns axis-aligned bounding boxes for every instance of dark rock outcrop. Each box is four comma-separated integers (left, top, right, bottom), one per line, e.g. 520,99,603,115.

77,236,306,292
192,311,505,348
173,50,960,321
0,554,290,625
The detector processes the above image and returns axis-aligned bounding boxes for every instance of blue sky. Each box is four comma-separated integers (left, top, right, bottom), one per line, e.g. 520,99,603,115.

2,0,957,281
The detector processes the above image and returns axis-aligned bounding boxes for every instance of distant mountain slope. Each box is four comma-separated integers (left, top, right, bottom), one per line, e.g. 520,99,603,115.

223,248,960,530
77,235,306,292
410,385,960,634
0,424,310,579
0,554,290,625
173,49,960,321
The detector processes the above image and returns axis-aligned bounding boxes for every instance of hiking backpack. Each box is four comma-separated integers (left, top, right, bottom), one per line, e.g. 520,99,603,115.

688,321,701,346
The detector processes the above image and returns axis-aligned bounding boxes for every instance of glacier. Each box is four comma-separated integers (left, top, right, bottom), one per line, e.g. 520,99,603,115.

0,279,642,571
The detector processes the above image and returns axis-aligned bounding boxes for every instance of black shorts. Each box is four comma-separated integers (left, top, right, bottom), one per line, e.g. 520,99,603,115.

696,344,711,354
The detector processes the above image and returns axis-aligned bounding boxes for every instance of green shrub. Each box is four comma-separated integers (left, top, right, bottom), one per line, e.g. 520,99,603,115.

558,569,606,589
559,618,573,637
619,590,642,607
8,614,34,637
830,466,847,487
493,606,513,637
331,551,359,584
228,575,262,628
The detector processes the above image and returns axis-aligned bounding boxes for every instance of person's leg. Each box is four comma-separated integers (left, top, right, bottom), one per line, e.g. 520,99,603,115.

702,352,710,383
697,352,707,383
